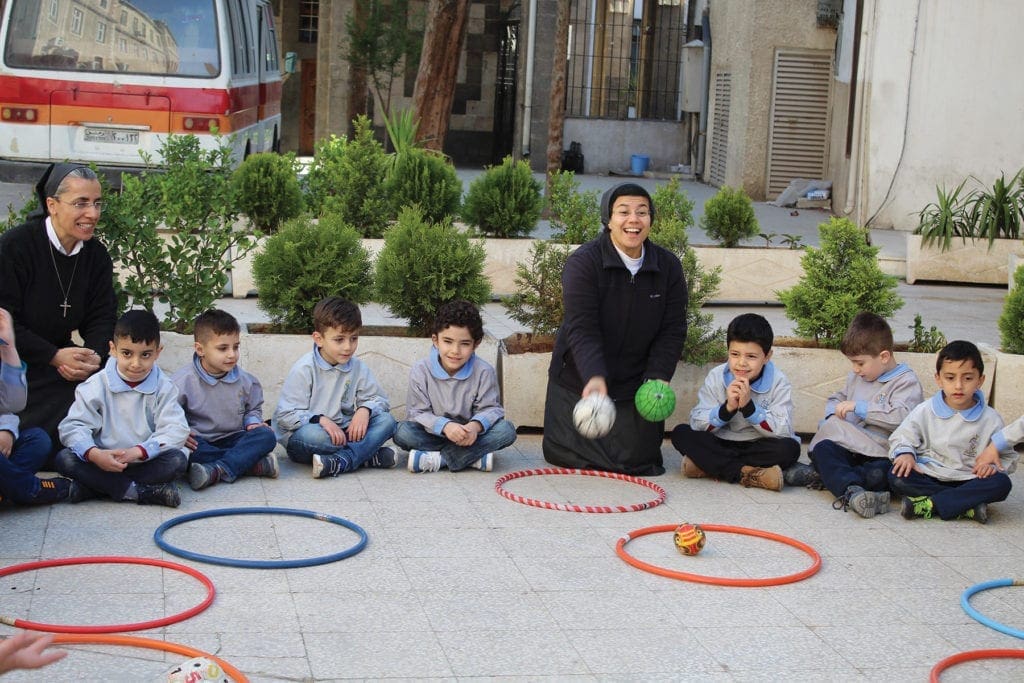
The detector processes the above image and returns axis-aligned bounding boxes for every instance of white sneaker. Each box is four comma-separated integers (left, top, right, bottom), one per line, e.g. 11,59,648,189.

470,452,495,471
407,450,443,473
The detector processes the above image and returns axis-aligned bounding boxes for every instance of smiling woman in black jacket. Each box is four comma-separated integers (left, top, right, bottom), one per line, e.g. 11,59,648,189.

542,183,687,476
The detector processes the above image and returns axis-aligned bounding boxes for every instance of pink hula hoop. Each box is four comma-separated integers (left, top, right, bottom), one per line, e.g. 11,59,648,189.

494,468,666,512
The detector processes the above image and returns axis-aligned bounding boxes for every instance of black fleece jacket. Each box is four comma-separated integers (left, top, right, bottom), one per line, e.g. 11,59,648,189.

548,230,687,400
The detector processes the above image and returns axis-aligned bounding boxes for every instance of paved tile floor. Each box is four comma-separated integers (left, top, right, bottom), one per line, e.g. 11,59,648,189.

2,435,1023,681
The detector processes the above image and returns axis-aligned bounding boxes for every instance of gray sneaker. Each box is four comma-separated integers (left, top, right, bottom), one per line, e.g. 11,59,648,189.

188,462,221,491
249,453,279,478
834,485,890,518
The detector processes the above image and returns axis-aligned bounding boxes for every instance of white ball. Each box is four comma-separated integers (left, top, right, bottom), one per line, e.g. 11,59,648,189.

573,393,616,439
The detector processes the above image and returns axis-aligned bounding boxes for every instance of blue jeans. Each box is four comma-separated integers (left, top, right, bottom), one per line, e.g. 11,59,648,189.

285,412,396,472
189,427,277,481
392,419,517,471
55,447,187,501
0,428,53,503
810,439,892,497
888,469,1012,519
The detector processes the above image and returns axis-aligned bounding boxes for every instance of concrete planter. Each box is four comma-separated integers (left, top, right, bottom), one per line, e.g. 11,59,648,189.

906,234,1024,285
991,350,1024,420
160,328,498,422
692,246,805,303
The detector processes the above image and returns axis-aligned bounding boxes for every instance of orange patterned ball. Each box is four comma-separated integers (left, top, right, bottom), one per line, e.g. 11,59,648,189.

673,523,706,556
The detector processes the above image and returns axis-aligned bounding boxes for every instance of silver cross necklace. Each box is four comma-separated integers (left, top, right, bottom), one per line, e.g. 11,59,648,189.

48,245,79,318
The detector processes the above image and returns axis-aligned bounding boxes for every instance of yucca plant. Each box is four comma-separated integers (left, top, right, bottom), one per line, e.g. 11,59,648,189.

915,179,976,251
970,169,1024,246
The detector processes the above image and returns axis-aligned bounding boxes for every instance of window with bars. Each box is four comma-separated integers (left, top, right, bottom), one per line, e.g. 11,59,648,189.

566,0,688,120
299,0,318,43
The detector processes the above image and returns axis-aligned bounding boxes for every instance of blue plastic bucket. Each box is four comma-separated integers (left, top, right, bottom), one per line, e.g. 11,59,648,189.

630,154,650,175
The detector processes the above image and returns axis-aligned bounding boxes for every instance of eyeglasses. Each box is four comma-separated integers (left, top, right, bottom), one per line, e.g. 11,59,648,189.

53,198,104,211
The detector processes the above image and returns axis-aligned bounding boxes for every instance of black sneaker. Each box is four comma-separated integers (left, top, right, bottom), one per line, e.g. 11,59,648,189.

136,483,181,508
31,478,71,505
958,503,989,524
68,481,100,504
365,446,397,469
188,462,221,491
783,463,822,488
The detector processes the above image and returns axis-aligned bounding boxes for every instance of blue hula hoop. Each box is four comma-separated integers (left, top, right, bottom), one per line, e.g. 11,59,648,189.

961,578,1024,639
154,506,368,569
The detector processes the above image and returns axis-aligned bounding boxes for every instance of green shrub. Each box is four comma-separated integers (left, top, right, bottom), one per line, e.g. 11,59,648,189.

384,148,462,223
778,217,903,348
503,240,571,337
999,265,1024,354
374,207,489,334
3,193,38,235
461,156,542,237
232,152,304,233
103,134,256,332
547,170,601,244
252,214,373,332
304,115,391,236
650,178,724,365
700,185,758,247
908,314,947,354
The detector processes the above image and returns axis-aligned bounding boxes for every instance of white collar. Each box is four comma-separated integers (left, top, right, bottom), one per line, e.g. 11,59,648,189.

45,217,84,256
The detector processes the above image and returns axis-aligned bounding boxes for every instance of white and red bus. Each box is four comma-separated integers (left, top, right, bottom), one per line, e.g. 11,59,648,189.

0,0,282,178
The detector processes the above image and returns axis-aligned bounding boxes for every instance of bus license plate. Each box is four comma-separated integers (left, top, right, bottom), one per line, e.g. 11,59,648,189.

84,128,139,145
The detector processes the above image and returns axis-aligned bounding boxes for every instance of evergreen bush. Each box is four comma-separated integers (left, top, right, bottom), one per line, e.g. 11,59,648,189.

650,178,724,364
252,214,373,332
778,217,903,348
502,240,571,337
303,115,390,237
547,170,601,244
700,185,758,247
461,156,543,237
999,265,1024,354
231,152,304,233
384,148,462,223
374,207,489,335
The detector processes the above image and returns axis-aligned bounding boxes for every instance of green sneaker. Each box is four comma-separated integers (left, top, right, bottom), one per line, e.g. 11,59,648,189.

900,495,933,520
958,503,988,524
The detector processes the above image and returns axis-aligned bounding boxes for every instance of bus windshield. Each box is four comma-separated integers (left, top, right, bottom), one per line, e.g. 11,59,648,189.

3,0,220,78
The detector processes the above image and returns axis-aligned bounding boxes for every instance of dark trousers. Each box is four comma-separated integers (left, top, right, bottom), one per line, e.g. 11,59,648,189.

0,428,53,503
55,447,187,501
888,469,1012,519
671,424,800,482
810,439,892,497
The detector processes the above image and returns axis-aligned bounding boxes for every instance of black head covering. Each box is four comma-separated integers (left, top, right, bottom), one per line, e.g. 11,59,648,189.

600,182,655,228
30,162,90,218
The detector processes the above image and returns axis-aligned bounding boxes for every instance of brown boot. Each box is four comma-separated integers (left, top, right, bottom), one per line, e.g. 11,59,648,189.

681,457,707,479
739,465,783,491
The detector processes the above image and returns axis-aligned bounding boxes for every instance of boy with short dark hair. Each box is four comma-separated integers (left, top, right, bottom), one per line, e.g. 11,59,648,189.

272,297,396,478
0,307,68,505
793,312,924,517
55,310,188,507
394,299,516,472
889,340,1016,523
173,309,278,491
670,313,799,491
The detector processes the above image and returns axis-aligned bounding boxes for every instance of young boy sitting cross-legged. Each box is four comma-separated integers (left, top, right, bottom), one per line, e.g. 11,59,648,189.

55,310,188,507
394,299,517,473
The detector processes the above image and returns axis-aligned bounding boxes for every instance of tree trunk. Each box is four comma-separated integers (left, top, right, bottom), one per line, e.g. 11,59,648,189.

346,0,370,131
412,0,470,152
545,0,571,194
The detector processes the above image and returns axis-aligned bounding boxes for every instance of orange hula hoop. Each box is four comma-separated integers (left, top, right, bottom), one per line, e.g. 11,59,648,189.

616,523,822,587
929,648,1024,682
52,633,248,683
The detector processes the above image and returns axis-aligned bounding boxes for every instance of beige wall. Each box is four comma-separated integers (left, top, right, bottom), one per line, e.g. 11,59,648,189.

838,0,1024,231
708,0,835,199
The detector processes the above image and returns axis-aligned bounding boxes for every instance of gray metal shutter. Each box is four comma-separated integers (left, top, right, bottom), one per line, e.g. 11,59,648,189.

708,71,730,187
766,50,833,198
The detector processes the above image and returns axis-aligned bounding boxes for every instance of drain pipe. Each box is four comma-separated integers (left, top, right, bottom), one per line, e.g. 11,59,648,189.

694,7,711,180
521,0,538,157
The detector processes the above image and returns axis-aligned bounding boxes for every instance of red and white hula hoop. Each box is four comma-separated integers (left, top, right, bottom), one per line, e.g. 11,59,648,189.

494,468,666,512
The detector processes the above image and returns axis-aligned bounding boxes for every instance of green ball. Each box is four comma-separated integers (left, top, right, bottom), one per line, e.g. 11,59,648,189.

634,379,676,422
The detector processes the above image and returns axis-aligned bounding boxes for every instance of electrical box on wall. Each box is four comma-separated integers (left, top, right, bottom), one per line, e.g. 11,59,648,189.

679,40,704,113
